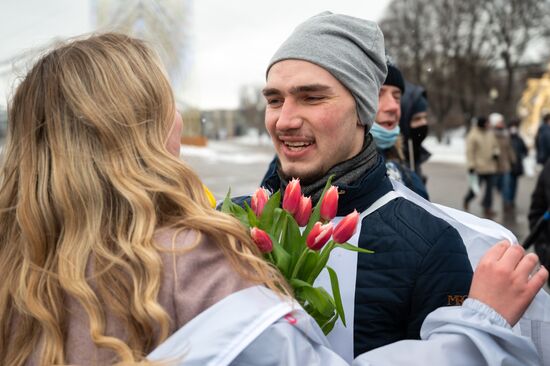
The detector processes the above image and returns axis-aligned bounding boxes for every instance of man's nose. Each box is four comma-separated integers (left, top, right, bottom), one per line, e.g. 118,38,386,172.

276,100,303,130
383,96,400,113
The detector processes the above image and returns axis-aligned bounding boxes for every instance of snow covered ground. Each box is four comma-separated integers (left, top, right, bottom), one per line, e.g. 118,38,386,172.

423,136,466,165
181,130,274,165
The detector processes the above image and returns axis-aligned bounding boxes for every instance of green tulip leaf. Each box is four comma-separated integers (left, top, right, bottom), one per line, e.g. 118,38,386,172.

289,278,313,289
306,241,335,283
267,208,283,237
220,188,233,213
302,303,335,336
297,286,334,318
220,189,249,226
231,205,250,227
321,314,339,335
271,241,291,276
243,201,259,227
326,266,346,326
338,243,374,254
297,250,321,280
260,191,281,230
283,213,303,256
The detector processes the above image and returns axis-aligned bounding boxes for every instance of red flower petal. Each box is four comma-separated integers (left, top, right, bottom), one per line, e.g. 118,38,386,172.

294,195,312,227
251,227,273,253
320,186,338,221
282,178,301,215
306,222,333,251
333,210,359,243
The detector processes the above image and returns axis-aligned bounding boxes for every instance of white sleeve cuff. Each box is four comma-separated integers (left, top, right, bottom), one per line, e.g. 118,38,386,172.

463,298,512,329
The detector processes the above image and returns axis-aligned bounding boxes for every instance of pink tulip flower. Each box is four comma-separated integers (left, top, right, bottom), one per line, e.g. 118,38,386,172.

333,210,359,243
251,187,269,217
294,195,312,227
320,186,339,221
251,227,273,253
306,222,334,251
282,178,301,215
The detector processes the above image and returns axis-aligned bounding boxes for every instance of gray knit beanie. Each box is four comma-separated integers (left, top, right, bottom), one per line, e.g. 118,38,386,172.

266,11,387,129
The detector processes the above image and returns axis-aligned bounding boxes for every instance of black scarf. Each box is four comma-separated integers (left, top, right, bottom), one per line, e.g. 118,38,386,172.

278,133,378,204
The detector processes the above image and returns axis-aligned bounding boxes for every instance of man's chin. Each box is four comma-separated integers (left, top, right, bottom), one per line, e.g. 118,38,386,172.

280,165,325,185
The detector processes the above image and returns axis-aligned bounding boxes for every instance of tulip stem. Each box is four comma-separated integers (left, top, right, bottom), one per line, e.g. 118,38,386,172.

307,241,336,284
279,214,288,249
291,248,309,279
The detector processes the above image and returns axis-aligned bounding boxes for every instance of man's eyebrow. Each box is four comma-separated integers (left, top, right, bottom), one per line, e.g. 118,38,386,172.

290,84,332,94
262,84,333,97
262,88,280,97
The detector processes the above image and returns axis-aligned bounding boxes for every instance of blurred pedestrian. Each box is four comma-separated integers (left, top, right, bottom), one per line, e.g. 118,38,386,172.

489,113,516,214
399,82,430,182
507,118,528,210
527,158,550,287
536,113,550,165
463,116,500,219
372,61,429,199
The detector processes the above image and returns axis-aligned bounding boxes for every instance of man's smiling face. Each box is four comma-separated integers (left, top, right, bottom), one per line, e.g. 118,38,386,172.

264,59,365,182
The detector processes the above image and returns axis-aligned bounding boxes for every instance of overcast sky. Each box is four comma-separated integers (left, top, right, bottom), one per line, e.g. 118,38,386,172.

0,0,390,109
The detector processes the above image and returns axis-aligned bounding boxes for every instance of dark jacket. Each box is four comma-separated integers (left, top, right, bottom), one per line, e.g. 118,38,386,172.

379,146,429,200
260,155,472,355
510,132,527,176
536,124,550,165
399,81,431,173
528,159,550,271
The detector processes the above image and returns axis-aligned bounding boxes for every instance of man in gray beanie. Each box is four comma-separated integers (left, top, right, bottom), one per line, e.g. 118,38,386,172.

259,12,472,362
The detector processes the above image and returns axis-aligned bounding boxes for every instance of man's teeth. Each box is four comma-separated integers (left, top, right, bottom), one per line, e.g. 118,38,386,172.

284,141,312,148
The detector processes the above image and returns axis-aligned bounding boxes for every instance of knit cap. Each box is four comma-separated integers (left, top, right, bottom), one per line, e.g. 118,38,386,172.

384,62,405,93
411,96,428,116
489,113,504,127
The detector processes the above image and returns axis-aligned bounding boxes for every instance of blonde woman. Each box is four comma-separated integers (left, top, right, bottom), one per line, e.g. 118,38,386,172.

0,33,288,365
0,32,547,366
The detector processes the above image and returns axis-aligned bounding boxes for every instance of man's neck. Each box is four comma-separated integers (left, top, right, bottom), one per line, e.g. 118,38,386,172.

279,133,378,204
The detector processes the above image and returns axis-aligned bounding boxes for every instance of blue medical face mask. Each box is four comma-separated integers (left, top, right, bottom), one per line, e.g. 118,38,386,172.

371,122,400,149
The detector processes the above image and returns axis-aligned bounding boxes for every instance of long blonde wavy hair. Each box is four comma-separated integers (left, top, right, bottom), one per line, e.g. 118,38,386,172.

0,33,288,365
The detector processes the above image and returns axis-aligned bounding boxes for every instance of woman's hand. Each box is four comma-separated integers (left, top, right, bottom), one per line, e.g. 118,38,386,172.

468,241,548,326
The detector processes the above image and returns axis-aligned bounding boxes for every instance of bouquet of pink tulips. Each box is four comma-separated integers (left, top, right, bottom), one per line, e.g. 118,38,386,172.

221,177,372,334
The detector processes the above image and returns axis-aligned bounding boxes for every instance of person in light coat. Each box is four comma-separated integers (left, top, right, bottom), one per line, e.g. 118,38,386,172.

464,116,500,218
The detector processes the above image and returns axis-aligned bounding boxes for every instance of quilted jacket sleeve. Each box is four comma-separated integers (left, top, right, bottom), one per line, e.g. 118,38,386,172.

405,225,473,339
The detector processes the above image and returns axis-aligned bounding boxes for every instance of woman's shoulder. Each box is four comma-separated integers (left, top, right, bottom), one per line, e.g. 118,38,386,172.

154,226,201,250
154,227,253,328
154,226,243,279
